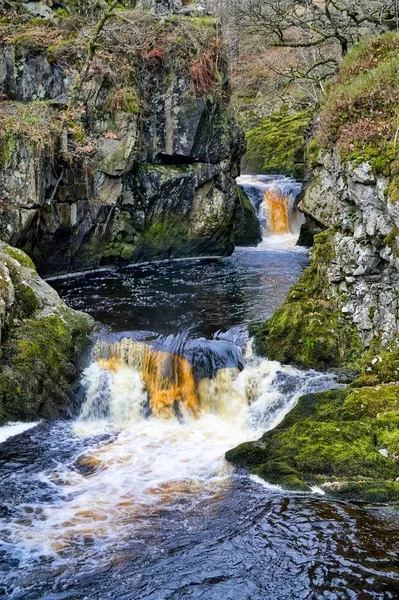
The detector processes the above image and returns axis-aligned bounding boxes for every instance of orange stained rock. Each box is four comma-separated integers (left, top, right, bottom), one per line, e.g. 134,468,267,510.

142,347,200,418
264,190,289,234
97,357,123,372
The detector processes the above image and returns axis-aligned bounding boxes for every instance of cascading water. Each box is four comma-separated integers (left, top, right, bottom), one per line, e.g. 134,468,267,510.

2,226,399,599
237,174,306,248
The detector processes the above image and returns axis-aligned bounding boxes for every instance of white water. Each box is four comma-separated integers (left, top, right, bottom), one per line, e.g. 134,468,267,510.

237,174,306,249
2,338,340,572
0,422,38,445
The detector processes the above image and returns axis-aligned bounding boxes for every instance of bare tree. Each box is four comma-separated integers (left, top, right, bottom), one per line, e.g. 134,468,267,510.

216,0,397,105
228,0,395,56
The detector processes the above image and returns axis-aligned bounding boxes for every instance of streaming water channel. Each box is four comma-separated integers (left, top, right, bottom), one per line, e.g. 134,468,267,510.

1,177,399,599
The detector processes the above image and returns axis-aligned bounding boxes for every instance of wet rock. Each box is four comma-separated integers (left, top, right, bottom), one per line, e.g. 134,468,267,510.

296,219,323,247
74,454,103,476
233,187,262,247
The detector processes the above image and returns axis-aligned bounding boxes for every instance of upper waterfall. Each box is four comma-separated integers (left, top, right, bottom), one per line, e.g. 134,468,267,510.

237,175,305,241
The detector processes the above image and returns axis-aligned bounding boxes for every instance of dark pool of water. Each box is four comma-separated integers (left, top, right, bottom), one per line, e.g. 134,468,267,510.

1,422,399,600
51,249,309,338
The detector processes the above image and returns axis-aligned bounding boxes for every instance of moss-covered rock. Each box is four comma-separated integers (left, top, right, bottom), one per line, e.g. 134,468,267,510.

226,383,399,502
233,187,262,247
250,229,362,369
243,108,312,178
0,242,93,423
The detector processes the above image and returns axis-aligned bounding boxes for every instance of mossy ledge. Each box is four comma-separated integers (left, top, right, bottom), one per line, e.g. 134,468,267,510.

249,228,362,371
0,242,94,423
226,385,399,503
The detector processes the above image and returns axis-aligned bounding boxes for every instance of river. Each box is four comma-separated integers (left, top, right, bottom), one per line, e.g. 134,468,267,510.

1,176,399,599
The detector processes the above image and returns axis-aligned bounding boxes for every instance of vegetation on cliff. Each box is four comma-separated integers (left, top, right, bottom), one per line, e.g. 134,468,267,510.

243,108,312,179
0,1,244,275
250,229,362,370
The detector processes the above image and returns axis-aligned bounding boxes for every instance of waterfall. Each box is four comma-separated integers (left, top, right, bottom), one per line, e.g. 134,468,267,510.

263,190,290,234
80,335,341,430
237,174,305,240
81,335,246,422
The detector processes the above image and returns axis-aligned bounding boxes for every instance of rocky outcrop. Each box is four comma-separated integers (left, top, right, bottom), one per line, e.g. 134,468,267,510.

0,242,93,423
233,187,262,246
228,33,399,503
0,5,244,276
300,153,399,347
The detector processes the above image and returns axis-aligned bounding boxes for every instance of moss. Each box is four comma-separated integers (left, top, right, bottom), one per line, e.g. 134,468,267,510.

252,461,311,492
227,377,399,503
0,243,93,423
307,138,321,168
0,101,64,151
139,216,188,256
0,134,17,169
328,480,399,504
106,87,140,115
103,240,135,261
225,441,267,468
167,15,217,31
316,33,399,187
250,229,362,369
3,244,35,269
12,31,50,52
1,311,91,421
243,107,312,178
14,283,39,317
54,8,69,19
388,177,399,203
47,36,80,65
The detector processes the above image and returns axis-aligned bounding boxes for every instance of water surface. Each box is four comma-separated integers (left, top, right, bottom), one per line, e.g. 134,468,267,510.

1,208,399,599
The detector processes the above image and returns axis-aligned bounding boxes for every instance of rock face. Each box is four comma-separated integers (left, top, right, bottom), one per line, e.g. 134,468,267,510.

233,187,262,247
0,242,93,423
228,34,399,503
0,6,244,276
300,153,399,347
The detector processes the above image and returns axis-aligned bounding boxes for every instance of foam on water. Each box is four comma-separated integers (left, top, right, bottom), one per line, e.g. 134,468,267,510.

0,337,342,583
0,422,38,445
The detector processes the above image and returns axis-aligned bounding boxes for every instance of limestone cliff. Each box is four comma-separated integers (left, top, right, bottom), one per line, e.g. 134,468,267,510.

228,33,399,503
0,1,244,276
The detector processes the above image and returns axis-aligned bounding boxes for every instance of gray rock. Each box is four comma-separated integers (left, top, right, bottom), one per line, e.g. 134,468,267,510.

301,153,399,347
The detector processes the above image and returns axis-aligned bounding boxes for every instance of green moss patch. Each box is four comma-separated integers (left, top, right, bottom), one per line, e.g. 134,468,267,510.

244,108,312,179
226,383,399,502
250,229,362,369
0,244,93,423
